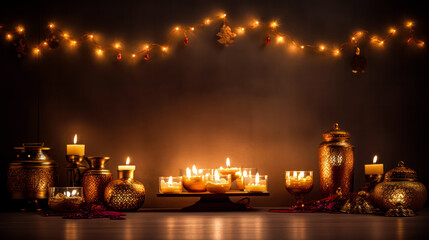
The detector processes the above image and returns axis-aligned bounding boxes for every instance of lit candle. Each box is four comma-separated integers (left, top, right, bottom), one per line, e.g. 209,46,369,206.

205,169,231,193
66,134,85,156
365,155,384,175
159,176,183,193
244,172,268,192
182,165,207,192
218,157,240,180
118,157,136,171
285,171,313,193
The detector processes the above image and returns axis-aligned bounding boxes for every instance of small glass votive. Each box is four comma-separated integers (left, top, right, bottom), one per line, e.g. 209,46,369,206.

285,171,313,207
181,168,212,192
159,176,183,193
244,173,268,192
236,168,258,190
48,187,83,212
205,171,231,193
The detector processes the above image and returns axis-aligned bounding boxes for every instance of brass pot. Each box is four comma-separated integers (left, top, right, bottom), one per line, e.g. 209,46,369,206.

374,161,427,212
104,169,145,211
81,157,112,204
319,123,354,196
7,143,56,200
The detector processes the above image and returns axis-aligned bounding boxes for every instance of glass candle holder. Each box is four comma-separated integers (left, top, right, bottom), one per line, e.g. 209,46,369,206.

48,187,83,212
285,171,313,208
236,168,257,190
205,171,231,193
181,167,211,192
244,173,268,192
159,176,183,193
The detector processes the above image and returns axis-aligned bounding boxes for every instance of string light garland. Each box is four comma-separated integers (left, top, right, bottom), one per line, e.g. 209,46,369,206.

0,13,425,73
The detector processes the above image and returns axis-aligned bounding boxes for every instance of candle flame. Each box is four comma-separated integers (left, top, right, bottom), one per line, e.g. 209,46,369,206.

71,189,77,196
73,134,77,144
293,171,297,178
255,173,260,185
226,157,230,167
126,157,130,165
215,169,220,181
168,176,173,184
373,155,378,164
66,191,70,197
186,167,191,177
243,170,248,177
298,171,304,179
192,165,197,175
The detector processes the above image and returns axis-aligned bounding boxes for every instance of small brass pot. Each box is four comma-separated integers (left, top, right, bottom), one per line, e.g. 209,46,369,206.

374,161,427,212
104,169,145,211
81,157,112,204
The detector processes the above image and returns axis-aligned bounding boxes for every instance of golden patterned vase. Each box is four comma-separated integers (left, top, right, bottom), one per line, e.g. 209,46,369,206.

7,143,56,201
104,169,145,211
374,161,427,212
319,123,354,196
81,157,112,204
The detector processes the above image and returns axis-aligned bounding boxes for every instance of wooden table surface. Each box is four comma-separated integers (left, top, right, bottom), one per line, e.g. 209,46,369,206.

1,208,428,240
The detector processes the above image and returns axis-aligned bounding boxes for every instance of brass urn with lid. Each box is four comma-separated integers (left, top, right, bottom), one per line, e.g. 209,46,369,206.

7,143,56,210
319,123,354,196
374,161,427,216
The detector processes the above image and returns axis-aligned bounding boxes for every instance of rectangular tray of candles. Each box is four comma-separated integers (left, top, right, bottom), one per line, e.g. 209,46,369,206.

157,191,269,211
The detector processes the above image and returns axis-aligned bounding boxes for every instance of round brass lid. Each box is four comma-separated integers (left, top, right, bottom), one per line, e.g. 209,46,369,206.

322,123,351,141
384,161,417,181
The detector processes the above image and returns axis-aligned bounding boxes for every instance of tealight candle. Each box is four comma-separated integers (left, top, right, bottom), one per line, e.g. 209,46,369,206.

244,173,268,192
218,157,241,181
48,187,83,212
236,168,257,190
365,155,384,175
205,169,231,193
159,176,183,193
66,134,85,156
182,165,207,192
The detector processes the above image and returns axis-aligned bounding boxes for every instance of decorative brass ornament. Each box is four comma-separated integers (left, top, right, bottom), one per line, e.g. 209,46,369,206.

81,157,112,204
216,23,236,47
104,169,145,211
7,143,56,202
340,191,378,214
374,161,427,216
319,123,354,196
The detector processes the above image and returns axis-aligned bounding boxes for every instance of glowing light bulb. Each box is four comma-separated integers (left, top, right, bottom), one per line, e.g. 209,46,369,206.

63,33,69,39
320,45,325,51
237,27,245,34
300,45,305,49
220,13,227,18
351,36,356,41
43,41,48,46
407,21,413,28
205,19,211,25
162,46,168,52
6,33,12,40
190,27,195,31
175,26,180,31
114,42,121,49
390,28,396,34
333,49,340,56
277,36,284,43
144,44,150,50
70,40,77,46
89,34,94,39
254,20,259,26
33,48,40,54
270,21,278,28
96,48,103,56
132,53,136,58
49,23,54,28
17,26,24,33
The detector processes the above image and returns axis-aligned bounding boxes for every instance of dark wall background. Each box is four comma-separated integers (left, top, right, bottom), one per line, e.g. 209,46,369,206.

1,0,428,208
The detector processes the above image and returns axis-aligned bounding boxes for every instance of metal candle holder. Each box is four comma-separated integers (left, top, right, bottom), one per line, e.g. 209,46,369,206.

65,155,86,187
362,174,384,193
